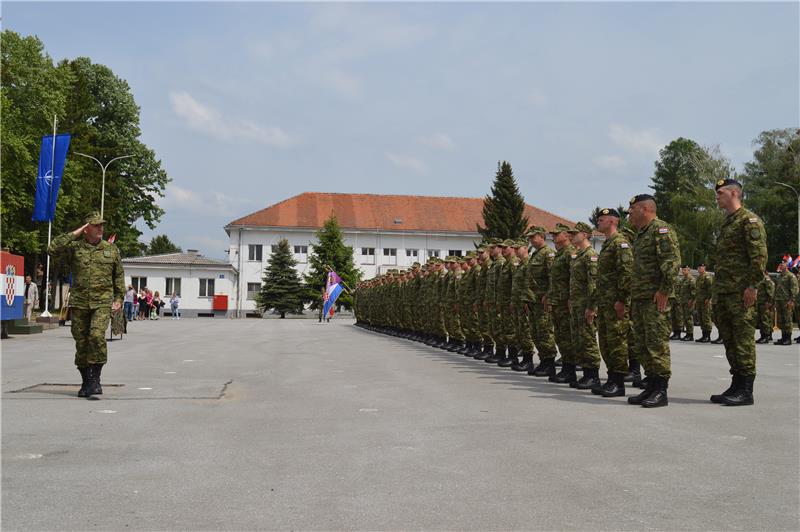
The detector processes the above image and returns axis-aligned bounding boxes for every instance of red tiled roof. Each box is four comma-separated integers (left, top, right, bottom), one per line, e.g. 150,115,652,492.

226,192,577,234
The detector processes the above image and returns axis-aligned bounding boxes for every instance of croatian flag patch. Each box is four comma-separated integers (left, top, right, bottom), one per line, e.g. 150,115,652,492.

658,227,669,234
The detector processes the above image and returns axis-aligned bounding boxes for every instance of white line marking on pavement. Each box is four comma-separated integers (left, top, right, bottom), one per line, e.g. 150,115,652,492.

730,435,747,440
16,453,43,459
713,355,724,358
92,410,117,414
138,387,152,390
164,371,177,374
359,408,379,413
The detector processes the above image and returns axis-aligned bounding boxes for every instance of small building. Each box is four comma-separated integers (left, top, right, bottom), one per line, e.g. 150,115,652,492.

224,192,590,317
122,250,238,318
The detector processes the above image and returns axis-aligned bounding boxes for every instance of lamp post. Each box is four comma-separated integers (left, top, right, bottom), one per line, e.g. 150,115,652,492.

776,181,800,257
74,153,134,218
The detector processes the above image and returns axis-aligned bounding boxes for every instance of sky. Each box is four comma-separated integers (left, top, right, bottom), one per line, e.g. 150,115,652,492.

5,2,799,259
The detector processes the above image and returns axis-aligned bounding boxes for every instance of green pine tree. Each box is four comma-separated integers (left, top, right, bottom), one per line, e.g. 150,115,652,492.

304,215,362,311
477,161,529,240
255,239,304,318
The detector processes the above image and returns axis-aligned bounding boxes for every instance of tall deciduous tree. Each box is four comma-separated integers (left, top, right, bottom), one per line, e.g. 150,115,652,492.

477,161,529,240
146,235,182,255
304,215,361,310
256,239,304,318
0,30,170,276
742,128,800,268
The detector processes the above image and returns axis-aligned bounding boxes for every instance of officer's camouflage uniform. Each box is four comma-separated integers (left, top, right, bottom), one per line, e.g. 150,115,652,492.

49,226,125,368
485,254,505,349
549,243,576,365
592,230,633,375
695,270,714,338
495,251,516,354
774,270,798,336
474,259,491,348
569,241,600,370
679,272,697,336
511,254,534,355
459,261,480,345
526,241,557,362
755,275,775,339
630,217,680,379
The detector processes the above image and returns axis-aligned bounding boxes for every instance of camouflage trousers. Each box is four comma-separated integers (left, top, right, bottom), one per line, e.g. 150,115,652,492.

459,304,480,343
681,301,694,334
631,299,671,379
715,293,757,376
757,303,774,336
596,302,630,374
530,299,557,360
71,306,110,367
627,319,639,363
496,303,516,348
569,300,600,369
775,302,794,334
437,304,448,338
551,300,576,364
697,300,713,334
445,303,464,341
513,304,534,354
478,304,492,345
671,299,683,333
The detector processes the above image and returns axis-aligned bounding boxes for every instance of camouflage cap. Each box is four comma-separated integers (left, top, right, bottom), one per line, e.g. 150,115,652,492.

84,211,106,225
489,237,503,245
466,250,478,259
568,221,593,234
550,222,572,234
411,262,421,268
500,239,515,247
526,225,547,237
515,239,528,247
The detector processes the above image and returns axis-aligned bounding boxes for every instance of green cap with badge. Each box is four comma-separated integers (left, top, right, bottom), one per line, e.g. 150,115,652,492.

84,211,106,225
526,225,547,237
550,222,572,234
568,221,593,234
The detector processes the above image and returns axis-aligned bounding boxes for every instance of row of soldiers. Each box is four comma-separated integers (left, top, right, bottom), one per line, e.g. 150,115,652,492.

671,261,800,346
354,180,774,408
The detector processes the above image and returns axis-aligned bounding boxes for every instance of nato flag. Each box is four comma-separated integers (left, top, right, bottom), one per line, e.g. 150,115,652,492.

32,133,71,222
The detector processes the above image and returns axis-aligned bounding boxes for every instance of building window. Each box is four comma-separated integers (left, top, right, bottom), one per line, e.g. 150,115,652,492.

270,244,279,253
448,249,463,257
427,249,440,259
294,245,308,263
383,248,397,265
246,282,260,300
248,244,263,261
406,249,419,258
199,278,215,297
131,277,147,292
165,277,181,296
361,247,375,265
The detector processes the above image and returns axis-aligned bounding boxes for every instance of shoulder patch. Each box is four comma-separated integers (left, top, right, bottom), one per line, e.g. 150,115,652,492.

590,256,598,262
620,243,629,248
658,227,669,234
748,217,758,223
547,253,555,258
570,254,577,259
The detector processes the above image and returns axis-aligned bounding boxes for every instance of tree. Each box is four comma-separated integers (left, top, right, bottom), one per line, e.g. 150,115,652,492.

304,215,361,311
589,205,630,229
146,235,181,255
255,239,304,318
650,138,705,224
0,30,170,275
477,161,529,240
742,128,800,268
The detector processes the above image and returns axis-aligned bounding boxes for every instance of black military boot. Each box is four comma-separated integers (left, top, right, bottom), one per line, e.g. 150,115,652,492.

498,346,518,367
512,352,533,371
77,367,92,398
531,358,556,377
721,375,754,406
599,372,626,397
774,333,792,345
446,339,461,352
473,344,492,360
576,368,601,390
711,335,724,344
641,376,668,408
626,359,642,388
486,345,505,364
628,377,656,405
695,332,711,343
710,374,741,404
551,363,577,384
88,363,104,395
669,331,681,340
795,335,800,344
680,332,694,341
554,357,563,367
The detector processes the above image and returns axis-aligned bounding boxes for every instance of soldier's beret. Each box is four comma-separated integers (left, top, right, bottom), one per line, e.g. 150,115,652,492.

526,225,547,237
84,211,106,225
569,222,593,234
715,178,742,190
629,194,655,205
598,208,620,218
550,223,572,234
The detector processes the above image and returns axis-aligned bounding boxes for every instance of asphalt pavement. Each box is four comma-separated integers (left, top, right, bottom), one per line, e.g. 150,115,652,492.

2,318,799,531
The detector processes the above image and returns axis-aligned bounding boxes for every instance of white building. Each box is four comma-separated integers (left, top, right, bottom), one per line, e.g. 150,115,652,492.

122,251,238,318
224,192,590,317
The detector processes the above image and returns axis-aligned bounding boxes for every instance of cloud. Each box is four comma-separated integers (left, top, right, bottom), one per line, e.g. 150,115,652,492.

592,155,627,170
169,91,296,148
609,124,664,157
161,183,257,218
418,133,455,151
385,152,429,175
527,90,548,107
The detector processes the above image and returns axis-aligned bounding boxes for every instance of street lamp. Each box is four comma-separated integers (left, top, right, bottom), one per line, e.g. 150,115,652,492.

776,181,800,257
74,153,134,218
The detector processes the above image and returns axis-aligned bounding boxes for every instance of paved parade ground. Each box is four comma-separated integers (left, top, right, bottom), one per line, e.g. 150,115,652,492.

2,318,799,531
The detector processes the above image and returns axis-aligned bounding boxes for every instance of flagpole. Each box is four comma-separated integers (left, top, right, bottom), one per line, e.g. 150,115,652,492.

40,115,57,318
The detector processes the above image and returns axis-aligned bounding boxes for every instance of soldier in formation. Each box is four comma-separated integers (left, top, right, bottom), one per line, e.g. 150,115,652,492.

755,272,775,344
773,261,798,346
354,187,773,408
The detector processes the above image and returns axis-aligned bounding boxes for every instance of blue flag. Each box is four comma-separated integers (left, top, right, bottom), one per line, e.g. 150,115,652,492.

32,133,71,222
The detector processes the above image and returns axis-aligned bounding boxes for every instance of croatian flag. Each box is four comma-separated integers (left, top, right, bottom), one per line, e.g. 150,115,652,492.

322,270,343,318
1,251,25,321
